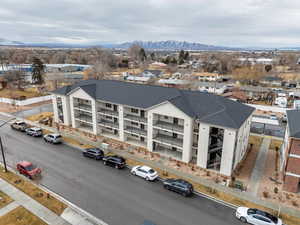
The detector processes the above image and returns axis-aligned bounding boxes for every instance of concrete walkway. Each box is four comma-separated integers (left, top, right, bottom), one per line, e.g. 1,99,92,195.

248,137,271,196
0,178,71,225
0,201,19,217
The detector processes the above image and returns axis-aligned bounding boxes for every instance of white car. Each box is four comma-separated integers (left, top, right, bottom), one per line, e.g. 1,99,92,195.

131,165,158,181
44,133,63,144
235,207,284,225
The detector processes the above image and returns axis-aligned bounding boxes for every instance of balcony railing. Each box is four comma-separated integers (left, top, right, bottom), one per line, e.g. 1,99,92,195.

124,126,147,137
153,121,184,133
153,134,183,148
74,114,93,123
124,114,147,124
153,145,182,160
97,108,119,117
98,119,119,129
73,103,92,112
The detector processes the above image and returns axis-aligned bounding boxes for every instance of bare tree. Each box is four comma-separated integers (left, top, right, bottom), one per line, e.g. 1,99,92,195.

128,44,142,61
3,69,26,90
0,49,8,71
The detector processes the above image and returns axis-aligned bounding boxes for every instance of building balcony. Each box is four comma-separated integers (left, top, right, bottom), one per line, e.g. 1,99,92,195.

98,119,119,129
153,121,184,133
97,108,119,117
74,114,93,124
124,114,147,124
73,103,92,112
153,145,182,160
153,134,183,148
124,126,147,137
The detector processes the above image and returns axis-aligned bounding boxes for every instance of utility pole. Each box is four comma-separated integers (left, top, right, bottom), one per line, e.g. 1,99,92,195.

0,136,7,172
0,117,16,172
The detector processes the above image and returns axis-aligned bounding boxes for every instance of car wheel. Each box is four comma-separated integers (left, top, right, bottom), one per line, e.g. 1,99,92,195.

146,177,150,181
115,164,119,169
132,171,136,175
182,192,188,197
240,217,247,223
164,185,169,190
103,161,107,165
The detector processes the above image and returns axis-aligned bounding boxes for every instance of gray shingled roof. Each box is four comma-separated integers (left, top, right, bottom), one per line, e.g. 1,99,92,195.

287,110,300,138
52,80,254,129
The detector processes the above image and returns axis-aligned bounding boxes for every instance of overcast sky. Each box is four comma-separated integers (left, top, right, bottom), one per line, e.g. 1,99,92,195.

0,0,300,47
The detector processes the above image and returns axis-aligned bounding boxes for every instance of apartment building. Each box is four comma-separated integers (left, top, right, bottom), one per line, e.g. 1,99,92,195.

52,80,254,176
281,110,300,193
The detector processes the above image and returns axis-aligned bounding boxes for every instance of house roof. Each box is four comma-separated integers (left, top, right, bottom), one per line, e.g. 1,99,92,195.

143,70,162,76
287,110,300,138
52,80,254,129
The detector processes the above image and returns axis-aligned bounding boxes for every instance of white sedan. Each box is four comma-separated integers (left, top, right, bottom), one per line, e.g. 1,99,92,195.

131,165,158,181
235,207,284,225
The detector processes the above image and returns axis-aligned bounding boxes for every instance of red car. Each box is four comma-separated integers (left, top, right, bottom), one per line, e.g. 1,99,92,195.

16,161,41,179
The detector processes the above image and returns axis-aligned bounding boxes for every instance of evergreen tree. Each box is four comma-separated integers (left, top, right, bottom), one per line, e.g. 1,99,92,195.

139,48,147,62
184,51,189,60
31,57,45,84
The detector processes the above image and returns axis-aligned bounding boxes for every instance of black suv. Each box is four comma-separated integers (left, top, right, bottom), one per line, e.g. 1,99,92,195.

163,179,193,197
102,155,126,169
82,148,104,160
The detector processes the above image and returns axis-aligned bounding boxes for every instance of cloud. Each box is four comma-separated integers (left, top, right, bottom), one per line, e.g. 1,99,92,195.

0,0,299,47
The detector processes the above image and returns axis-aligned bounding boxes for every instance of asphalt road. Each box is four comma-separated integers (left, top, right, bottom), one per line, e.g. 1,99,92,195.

0,117,242,225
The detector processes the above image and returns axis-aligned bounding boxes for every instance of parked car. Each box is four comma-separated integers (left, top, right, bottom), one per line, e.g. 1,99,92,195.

10,121,28,131
102,155,126,169
131,165,158,181
25,127,43,137
16,161,41,179
43,133,63,144
235,207,284,225
163,178,193,197
82,148,104,160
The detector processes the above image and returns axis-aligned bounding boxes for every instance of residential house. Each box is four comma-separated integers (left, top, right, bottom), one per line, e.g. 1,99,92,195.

52,80,254,177
192,72,223,82
198,82,229,95
141,70,163,78
281,110,300,192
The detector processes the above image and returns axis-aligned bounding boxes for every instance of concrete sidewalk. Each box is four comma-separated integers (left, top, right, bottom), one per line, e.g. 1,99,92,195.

0,178,71,225
0,175,107,225
248,137,271,196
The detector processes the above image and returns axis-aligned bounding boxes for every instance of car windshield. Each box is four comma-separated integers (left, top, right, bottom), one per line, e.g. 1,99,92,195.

25,165,36,171
55,135,62,138
148,169,155,173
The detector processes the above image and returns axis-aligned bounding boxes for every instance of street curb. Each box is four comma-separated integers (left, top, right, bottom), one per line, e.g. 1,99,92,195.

38,184,109,225
0,162,108,225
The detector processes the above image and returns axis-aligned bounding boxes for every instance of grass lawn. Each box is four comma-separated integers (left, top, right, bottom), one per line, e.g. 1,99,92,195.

26,112,53,122
0,190,14,209
0,89,42,99
269,139,283,151
0,168,67,216
0,206,47,225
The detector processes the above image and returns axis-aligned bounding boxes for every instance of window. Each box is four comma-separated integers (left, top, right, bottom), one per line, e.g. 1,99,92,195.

164,116,169,119
105,116,113,120
131,108,139,114
105,103,112,108
131,122,139,126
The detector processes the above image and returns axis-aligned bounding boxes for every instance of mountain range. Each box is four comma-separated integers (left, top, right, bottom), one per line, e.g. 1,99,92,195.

1,38,299,51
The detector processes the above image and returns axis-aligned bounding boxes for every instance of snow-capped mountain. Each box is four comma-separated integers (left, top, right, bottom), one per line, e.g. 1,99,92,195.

105,40,240,51
0,38,24,46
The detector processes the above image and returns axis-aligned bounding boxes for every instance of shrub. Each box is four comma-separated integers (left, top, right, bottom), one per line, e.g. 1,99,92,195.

263,191,269,198
292,200,298,207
